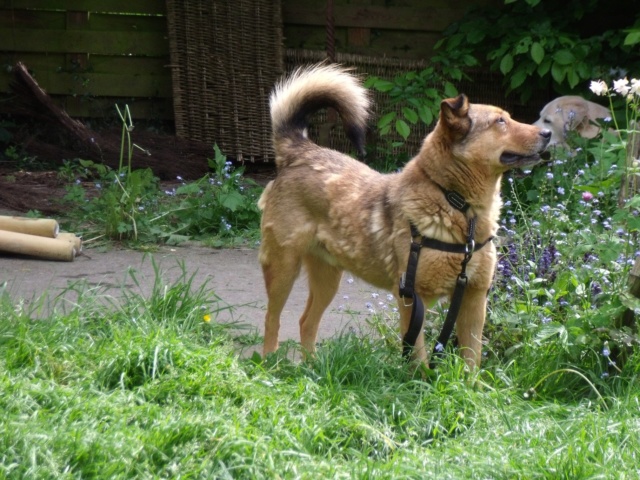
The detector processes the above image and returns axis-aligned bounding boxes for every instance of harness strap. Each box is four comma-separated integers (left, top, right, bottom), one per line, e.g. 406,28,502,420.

400,216,493,365
401,292,424,359
429,273,467,368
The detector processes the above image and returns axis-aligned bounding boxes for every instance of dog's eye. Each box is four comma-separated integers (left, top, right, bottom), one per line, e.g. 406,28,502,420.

496,117,506,125
543,118,551,124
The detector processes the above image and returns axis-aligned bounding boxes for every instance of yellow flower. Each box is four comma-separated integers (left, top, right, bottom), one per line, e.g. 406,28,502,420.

203,314,211,323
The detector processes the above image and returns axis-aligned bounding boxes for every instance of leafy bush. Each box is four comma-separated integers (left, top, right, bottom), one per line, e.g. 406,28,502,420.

63,132,262,245
154,145,262,245
487,77,640,377
436,0,640,101
364,50,476,169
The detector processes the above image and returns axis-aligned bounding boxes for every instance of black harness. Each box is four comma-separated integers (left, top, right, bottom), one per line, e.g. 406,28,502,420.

399,187,493,368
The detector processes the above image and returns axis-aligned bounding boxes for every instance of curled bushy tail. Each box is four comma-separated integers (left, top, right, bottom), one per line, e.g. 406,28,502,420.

270,64,370,166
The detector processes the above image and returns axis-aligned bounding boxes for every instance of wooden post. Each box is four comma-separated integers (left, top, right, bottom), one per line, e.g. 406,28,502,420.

0,216,59,237
0,230,76,261
57,232,83,254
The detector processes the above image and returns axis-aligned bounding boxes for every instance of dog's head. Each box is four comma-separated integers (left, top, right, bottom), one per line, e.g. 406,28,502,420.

436,94,551,173
532,96,610,146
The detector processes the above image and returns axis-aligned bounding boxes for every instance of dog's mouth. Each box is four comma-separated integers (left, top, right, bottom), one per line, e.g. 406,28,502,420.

500,150,550,167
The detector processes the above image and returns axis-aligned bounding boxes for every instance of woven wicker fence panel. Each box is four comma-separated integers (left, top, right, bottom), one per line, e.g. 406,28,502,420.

167,1,283,162
285,49,548,161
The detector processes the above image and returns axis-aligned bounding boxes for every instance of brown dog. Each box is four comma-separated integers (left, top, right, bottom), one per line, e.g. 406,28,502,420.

532,95,610,146
259,64,550,368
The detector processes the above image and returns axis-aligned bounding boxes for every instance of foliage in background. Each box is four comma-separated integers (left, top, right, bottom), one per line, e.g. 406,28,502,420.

436,0,640,102
365,0,640,169
62,149,262,247
157,145,262,246
484,76,640,381
364,48,473,142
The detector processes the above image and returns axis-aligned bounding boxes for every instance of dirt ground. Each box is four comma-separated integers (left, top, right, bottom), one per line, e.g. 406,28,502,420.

0,234,389,350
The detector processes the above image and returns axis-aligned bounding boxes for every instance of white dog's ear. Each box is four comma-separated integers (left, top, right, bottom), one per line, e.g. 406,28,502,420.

562,101,603,139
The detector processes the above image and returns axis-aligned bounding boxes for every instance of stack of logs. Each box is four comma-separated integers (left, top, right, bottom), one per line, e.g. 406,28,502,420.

0,216,82,261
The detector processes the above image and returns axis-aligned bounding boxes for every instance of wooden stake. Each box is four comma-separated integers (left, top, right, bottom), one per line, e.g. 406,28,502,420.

57,232,83,254
0,229,75,261
0,216,59,238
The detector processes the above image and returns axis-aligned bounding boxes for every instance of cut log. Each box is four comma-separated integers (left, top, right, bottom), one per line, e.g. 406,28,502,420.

0,215,59,238
57,232,83,254
0,229,75,261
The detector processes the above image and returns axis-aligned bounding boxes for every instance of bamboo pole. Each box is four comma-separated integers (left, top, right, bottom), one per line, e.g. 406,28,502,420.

57,232,83,254
0,215,59,238
0,229,75,261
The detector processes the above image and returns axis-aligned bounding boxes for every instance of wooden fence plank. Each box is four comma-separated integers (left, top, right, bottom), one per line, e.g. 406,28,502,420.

0,53,169,75
283,26,440,59
0,71,171,97
0,9,66,29
61,97,174,119
0,10,167,31
0,0,165,15
0,28,169,56
283,4,468,32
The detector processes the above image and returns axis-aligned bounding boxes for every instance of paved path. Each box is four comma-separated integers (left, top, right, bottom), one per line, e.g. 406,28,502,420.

1,245,396,346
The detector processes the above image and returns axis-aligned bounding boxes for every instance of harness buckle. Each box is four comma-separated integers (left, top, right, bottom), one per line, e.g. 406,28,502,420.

465,238,475,254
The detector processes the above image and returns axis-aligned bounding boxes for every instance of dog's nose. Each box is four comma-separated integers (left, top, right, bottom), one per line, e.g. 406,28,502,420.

539,129,552,140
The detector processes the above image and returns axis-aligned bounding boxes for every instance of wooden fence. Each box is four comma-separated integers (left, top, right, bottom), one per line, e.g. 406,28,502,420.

0,0,172,119
282,0,498,60
0,0,499,121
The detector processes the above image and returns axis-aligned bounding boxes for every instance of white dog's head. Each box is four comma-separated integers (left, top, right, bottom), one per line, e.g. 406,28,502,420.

532,96,610,146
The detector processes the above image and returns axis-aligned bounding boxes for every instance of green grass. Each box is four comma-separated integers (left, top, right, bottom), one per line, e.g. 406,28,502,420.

1,265,639,479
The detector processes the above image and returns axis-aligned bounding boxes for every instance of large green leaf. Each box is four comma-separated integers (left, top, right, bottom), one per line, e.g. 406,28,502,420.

531,42,545,64
220,191,244,212
500,53,514,74
417,105,434,125
377,111,396,130
551,62,567,83
395,119,411,140
402,107,418,124
553,49,575,65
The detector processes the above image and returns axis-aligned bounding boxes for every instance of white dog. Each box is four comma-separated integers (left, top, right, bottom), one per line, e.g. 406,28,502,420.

533,96,610,146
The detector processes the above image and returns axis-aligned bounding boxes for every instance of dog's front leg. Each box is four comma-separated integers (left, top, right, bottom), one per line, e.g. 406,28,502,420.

455,286,487,369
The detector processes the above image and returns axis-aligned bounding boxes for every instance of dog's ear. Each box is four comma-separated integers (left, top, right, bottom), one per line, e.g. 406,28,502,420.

565,102,600,138
440,94,471,139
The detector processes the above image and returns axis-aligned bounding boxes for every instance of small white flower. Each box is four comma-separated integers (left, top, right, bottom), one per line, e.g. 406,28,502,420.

589,80,608,96
613,77,630,96
630,78,640,96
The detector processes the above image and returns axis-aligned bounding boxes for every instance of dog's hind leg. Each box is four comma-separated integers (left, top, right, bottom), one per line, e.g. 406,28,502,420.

455,286,487,369
261,246,302,356
298,254,343,356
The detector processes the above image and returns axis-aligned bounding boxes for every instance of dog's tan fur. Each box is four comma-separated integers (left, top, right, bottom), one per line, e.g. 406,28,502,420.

533,95,610,146
259,64,550,368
